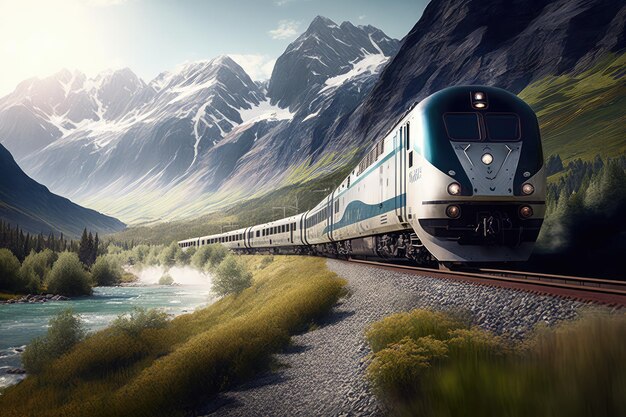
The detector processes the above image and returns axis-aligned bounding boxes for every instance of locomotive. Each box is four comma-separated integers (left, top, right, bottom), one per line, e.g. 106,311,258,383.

179,86,546,266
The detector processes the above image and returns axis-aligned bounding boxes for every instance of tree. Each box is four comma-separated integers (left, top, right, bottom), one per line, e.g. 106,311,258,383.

191,245,213,270
158,273,174,285
159,242,182,268
212,255,253,296
47,252,92,296
207,244,228,270
91,256,122,286
0,248,21,291
112,307,168,336
78,228,89,266
21,309,85,373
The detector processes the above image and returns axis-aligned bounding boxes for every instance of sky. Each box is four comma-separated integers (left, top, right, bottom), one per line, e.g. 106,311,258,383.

0,0,429,96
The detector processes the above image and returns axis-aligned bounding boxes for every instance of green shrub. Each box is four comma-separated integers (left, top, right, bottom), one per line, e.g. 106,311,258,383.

21,309,85,374
21,249,57,284
191,245,213,270
112,307,169,336
46,252,92,296
365,309,626,417
91,256,123,286
0,248,21,292
212,255,252,296
158,273,174,285
368,336,448,397
366,309,464,353
206,244,228,270
132,244,151,264
177,246,195,264
17,265,41,294
159,242,182,268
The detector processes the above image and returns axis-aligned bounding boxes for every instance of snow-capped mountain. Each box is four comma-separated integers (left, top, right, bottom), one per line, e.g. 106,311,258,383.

0,16,398,223
268,16,399,112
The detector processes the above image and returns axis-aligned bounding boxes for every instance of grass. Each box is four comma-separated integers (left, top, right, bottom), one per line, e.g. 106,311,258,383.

0,291,20,301
519,53,626,164
0,256,346,417
366,309,626,417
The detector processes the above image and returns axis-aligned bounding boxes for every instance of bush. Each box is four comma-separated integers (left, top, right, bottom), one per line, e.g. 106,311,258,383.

91,256,123,286
212,255,253,296
46,252,92,296
206,244,228,270
21,249,57,284
191,245,213,270
159,242,182,268
366,309,464,352
21,309,85,374
365,309,626,417
158,273,174,285
112,307,169,336
17,265,41,294
367,336,448,396
0,248,21,291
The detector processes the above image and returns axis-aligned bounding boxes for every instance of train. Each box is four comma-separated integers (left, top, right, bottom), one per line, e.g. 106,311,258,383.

179,85,546,266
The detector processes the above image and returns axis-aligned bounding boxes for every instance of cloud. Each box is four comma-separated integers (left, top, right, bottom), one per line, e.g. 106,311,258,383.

274,0,294,5
358,15,366,20
229,54,276,80
268,20,300,40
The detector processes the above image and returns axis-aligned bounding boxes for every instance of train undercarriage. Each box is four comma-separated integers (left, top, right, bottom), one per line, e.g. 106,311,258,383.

237,231,438,267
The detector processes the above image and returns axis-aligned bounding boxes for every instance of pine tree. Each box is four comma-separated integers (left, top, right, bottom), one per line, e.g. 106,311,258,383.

78,229,90,266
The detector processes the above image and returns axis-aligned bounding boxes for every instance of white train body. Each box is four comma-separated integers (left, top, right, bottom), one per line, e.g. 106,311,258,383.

179,86,546,265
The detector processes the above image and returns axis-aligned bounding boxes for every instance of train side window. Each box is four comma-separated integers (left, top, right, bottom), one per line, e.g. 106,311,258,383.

408,151,413,168
405,123,410,149
282,225,286,233
444,113,481,141
485,113,521,141
256,230,260,238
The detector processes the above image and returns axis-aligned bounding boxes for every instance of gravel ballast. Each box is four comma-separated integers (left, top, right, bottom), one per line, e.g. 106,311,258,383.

201,259,609,417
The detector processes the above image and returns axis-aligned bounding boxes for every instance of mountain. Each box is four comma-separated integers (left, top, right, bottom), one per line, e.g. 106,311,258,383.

0,17,399,223
0,143,125,238
268,15,400,111
318,0,625,160
2,1,622,226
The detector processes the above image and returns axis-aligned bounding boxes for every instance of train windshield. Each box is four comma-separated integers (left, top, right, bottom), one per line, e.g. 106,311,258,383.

443,113,481,141
485,113,520,141
444,112,521,142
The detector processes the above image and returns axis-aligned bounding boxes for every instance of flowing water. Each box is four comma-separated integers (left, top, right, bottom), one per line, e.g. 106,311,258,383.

0,266,214,390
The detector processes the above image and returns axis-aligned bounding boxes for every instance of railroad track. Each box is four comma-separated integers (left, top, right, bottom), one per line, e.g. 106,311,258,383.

346,258,626,306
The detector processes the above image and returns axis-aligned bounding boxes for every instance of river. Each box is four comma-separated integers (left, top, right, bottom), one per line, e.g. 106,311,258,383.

0,266,214,390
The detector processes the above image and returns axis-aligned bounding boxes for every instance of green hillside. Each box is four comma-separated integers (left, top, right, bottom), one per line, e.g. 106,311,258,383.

519,53,626,164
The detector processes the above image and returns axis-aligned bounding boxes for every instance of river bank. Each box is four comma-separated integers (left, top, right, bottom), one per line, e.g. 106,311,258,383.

0,283,213,390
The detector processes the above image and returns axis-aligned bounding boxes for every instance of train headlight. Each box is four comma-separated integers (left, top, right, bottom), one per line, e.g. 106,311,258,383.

522,183,535,195
481,153,493,165
447,182,461,195
471,91,488,109
446,205,461,219
519,205,533,218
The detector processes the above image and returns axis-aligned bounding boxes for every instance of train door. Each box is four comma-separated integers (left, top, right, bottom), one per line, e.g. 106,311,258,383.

395,127,407,222
327,192,335,241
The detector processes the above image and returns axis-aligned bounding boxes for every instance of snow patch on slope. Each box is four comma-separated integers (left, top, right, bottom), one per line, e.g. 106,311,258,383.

320,52,388,93
238,99,294,126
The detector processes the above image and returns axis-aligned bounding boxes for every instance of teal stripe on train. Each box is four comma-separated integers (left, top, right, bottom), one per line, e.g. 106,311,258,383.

323,194,406,235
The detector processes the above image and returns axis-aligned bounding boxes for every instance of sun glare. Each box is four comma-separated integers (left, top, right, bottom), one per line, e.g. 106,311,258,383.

0,0,113,94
